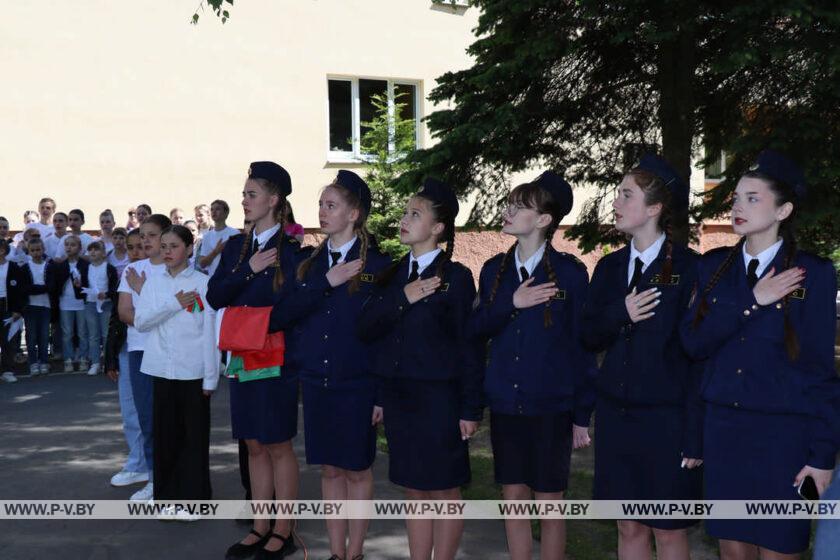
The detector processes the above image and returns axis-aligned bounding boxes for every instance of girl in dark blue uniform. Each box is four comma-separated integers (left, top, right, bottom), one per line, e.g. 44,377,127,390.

357,178,482,560
207,162,302,560
681,150,838,559
581,155,703,560
269,170,390,560
471,171,595,560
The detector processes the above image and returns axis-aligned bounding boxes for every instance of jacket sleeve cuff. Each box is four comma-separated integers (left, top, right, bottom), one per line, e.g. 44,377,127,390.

808,444,837,470
573,408,592,428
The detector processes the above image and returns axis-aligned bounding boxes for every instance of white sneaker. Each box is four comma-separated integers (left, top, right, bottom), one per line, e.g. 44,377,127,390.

1,371,18,383
29,365,40,376
174,507,201,522
39,363,50,375
79,359,90,372
156,505,177,521
129,482,154,502
63,360,74,373
110,470,149,487
87,363,100,376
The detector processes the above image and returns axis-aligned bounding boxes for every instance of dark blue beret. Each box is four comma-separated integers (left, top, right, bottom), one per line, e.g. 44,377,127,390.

750,149,807,198
334,170,372,214
533,170,574,217
248,161,292,196
636,154,689,212
416,177,459,218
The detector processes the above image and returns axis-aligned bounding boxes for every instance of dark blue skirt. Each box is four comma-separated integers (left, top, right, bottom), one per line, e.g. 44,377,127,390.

704,403,811,554
380,377,470,491
301,378,377,471
593,397,702,530
228,374,299,444
490,411,572,493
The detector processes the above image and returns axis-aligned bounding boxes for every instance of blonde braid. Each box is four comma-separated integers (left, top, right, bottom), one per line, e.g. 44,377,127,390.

348,225,369,295
232,226,255,273
296,236,327,281
272,201,286,291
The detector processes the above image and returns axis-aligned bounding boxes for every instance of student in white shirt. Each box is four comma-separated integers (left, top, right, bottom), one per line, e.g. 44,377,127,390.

183,221,201,271
11,210,39,246
169,208,186,226
194,204,211,237
107,228,131,277
117,214,171,502
82,241,118,376
98,210,116,254
134,225,218,509
54,210,94,260
21,238,52,375
45,212,68,261
48,235,89,373
35,198,57,240
0,239,24,383
197,199,239,277
10,225,41,265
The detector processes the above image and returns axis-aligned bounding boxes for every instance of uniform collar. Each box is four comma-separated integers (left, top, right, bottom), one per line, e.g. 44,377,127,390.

514,241,547,280
409,248,442,277
327,236,357,265
742,238,783,278
253,224,281,249
629,232,666,274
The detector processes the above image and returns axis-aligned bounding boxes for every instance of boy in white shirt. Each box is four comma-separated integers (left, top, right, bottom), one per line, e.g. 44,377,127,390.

197,199,239,277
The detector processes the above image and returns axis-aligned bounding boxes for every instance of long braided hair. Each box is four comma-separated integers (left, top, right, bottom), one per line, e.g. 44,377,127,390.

296,183,370,294
231,177,287,291
625,169,675,282
488,181,562,328
693,171,800,360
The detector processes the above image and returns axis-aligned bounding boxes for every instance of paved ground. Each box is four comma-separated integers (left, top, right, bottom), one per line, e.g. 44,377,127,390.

0,370,528,560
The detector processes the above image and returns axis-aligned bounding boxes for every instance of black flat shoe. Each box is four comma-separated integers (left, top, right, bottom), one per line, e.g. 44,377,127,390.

350,555,364,560
255,532,297,559
225,529,270,559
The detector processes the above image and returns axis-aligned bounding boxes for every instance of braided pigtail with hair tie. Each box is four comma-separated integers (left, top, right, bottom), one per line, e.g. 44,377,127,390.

780,226,800,360
348,225,369,295
692,237,745,327
489,243,516,304
297,236,327,281
232,226,255,273
272,206,286,291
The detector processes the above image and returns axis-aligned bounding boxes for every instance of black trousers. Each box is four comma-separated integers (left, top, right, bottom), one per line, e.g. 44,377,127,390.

152,377,212,500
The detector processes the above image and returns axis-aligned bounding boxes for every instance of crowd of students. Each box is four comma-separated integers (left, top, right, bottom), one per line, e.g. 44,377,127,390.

1,150,837,560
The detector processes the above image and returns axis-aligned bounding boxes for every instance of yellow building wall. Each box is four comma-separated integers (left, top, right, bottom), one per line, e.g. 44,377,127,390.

1,1,480,229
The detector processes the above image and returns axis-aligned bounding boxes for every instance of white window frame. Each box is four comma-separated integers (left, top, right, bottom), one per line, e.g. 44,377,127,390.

326,75,422,164
705,149,727,182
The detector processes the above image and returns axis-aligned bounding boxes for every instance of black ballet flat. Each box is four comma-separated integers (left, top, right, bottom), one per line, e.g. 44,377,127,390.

225,529,270,559
351,556,364,560
255,532,297,559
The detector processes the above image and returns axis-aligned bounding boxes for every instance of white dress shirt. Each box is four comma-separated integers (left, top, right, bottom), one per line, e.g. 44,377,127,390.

408,248,442,278
515,241,547,281
628,232,666,284
743,238,783,278
134,266,219,391
327,236,357,265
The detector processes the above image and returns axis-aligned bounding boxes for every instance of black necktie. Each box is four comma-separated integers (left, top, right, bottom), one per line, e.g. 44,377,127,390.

519,266,529,283
747,259,759,289
252,238,260,255
407,260,420,282
329,251,341,268
628,257,644,293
